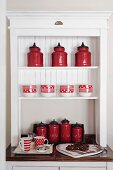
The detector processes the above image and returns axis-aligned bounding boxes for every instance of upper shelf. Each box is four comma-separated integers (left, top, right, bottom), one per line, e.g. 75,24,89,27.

18,66,99,70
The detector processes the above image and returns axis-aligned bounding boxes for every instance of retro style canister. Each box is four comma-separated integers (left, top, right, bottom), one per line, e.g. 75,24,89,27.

48,119,59,144
36,122,47,138
27,43,43,67
52,43,67,67
60,118,71,143
75,42,91,66
72,122,84,143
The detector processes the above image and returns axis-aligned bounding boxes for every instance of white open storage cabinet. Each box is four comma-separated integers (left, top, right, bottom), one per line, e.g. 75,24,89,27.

8,11,112,147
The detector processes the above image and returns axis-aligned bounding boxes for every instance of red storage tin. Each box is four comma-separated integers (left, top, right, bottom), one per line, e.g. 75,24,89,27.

72,122,84,143
75,42,91,66
48,119,59,144
60,119,71,143
36,122,47,138
27,43,43,67
52,43,67,67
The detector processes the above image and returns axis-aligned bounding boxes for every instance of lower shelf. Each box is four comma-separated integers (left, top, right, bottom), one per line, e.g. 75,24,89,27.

6,144,113,162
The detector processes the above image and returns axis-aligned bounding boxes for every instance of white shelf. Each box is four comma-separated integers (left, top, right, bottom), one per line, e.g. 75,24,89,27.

18,66,99,70
19,96,98,100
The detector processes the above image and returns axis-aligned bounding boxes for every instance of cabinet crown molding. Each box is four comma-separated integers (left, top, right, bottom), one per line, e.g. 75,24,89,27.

7,11,113,19
7,11,113,30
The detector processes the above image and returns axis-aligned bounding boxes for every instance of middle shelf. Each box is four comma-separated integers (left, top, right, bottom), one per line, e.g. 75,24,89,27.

18,67,98,85
19,96,98,100
18,67,99,98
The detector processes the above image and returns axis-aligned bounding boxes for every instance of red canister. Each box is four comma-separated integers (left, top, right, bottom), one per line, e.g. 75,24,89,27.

60,119,71,143
75,42,91,66
27,43,43,67
72,122,84,143
36,122,47,138
52,43,67,67
48,119,59,144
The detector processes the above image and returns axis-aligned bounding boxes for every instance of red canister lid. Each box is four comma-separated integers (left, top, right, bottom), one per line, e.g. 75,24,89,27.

30,42,40,49
29,43,41,52
54,43,65,52
61,118,70,124
72,122,83,128
50,119,59,125
38,122,46,127
78,42,88,50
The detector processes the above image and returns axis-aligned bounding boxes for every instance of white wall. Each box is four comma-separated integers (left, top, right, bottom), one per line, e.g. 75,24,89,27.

0,0,6,169
7,0,113,11
6,0,113,149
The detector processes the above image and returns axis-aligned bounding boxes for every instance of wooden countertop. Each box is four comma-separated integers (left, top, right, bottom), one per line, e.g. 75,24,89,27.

6,145,113,162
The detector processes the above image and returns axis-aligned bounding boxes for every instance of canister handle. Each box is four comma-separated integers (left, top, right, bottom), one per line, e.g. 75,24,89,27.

54,21,63,25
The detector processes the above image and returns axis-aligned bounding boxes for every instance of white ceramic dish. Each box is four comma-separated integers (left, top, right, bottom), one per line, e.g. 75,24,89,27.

56,143,104,158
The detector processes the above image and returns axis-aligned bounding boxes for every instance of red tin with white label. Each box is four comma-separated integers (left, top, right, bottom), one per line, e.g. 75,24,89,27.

75,42,91,66
52,43,67,67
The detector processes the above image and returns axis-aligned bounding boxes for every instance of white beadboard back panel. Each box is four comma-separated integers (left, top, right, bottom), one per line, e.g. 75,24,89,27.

21,99,95,134
18,36,99,67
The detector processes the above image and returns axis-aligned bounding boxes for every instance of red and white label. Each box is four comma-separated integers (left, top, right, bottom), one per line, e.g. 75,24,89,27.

60,85,74,93
79,85,93,93
23,85,37,93
40,85,55,93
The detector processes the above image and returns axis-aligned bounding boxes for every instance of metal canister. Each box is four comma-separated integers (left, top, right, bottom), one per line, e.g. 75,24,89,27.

48,119,59,144
72,122,84,143
75,42,91,66
52,43,67,66
60,118,71,143
36,122,47,138
27,43,43,67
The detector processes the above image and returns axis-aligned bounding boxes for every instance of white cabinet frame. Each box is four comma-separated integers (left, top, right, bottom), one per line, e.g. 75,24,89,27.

7,11,112,147
6,161,106,170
